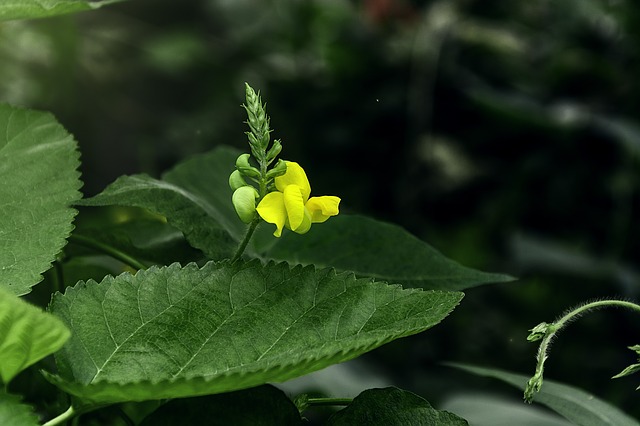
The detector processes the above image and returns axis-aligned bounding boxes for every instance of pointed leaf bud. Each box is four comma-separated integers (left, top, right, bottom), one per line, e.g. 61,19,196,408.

527,322,551,342
232,186,259,223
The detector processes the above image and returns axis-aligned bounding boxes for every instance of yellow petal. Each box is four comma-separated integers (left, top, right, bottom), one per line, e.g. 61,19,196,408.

256,192,286,237
293,208,312,235
305,196,340,223
283,184,306,232
275,162,311,201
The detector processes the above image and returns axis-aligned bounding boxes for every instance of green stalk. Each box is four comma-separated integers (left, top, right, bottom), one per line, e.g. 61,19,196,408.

525,299,640,402
231,219,259,262
306,397,353,407
43,405,75,426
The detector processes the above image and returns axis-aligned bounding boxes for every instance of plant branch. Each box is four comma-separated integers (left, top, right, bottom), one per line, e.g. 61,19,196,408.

525,299,640,402
306,397,353,407
43,405,75,426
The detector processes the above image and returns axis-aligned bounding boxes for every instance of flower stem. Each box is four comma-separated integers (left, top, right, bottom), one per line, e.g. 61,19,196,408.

43,405,75,426
525,299,640,402
306,397,353,407
231,219,259,262
68,234,147,271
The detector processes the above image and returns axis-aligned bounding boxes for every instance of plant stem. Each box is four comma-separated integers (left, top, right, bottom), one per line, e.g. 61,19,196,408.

525,299,640,402
69,234,147,271
43,405,75,426
306,397,353,407
231,219,259,262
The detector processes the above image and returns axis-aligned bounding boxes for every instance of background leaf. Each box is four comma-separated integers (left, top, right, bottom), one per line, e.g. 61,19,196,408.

0,0,123,22
81,146,512,291
48,260,462,404
441,393,573,426
326,387,468,426
139,385,302,426
0,287,70,384
449,363,640,426
0,390,39,426
0,103,81,296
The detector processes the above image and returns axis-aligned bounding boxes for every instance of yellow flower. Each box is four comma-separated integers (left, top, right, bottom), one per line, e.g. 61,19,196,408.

256,162,340,237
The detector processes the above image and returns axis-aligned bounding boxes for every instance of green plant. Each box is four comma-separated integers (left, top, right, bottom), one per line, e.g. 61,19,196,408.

1,2,639,425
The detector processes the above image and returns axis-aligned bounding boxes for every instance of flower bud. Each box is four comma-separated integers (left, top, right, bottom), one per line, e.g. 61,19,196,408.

266,159,287,179
266,140,282,162
232,186,259,223
527,322,550,342
236,153,252,169
235,153,261,178
228,170,248,191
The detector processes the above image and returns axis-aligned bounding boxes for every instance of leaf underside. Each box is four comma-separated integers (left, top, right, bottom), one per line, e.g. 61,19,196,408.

48,260,463,404
0,103,82,295
139,385,302,426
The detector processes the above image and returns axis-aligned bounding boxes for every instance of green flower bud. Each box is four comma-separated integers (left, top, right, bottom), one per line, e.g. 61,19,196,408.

266,139,282,162
266,159,287,179
232,186,259,223
236,153,261,178
229,170,248,191
527,322,550,342
236,153,252,169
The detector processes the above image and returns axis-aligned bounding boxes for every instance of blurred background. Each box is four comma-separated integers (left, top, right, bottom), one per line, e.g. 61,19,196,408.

2,0,640,422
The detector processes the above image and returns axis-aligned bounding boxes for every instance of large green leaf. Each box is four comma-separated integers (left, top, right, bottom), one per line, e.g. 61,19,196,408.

139,385,302,426
47,260,462,404
326,387,468,426
0,391,39,426
0,104,82,296
449,364,640,426
259,215,514,291
81,146,513,291
0,0,123,22
77,148,242,260
0,287,70,384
